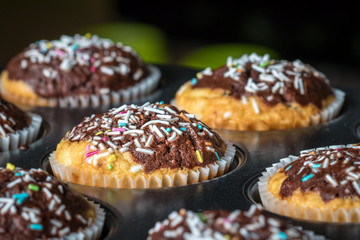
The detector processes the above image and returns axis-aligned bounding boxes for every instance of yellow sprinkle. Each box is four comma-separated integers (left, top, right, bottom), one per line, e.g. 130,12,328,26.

46,42,52,48
105,129,111,132
95,131,103,135
6,163,15,171
107,154,116,163
85,32,92,39
196,150,203,163
224,235,230,240
196,73,202,78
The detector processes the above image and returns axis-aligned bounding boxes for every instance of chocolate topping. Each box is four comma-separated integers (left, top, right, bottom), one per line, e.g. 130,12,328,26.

0,98,30,137
147,205,313,240
192,53,333,108
5,34,150,98
279,145,360,202
0,167,93,239
64,102,226,173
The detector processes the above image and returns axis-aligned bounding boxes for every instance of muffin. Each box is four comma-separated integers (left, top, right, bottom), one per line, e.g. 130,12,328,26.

258,143,360,222
147,204,325,239
50,102,236,188
0,165,105,239
175,53,345,130
0,97,42,151
1,33,160,107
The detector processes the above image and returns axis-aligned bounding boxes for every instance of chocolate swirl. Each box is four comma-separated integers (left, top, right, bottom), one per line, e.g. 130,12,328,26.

148,205,313,240
192,53,333,108
64,102,226,173
5,34,150,98
0,167,93,239
280,145,360,202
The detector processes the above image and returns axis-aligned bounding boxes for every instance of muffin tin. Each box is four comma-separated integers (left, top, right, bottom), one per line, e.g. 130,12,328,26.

1,64,360,239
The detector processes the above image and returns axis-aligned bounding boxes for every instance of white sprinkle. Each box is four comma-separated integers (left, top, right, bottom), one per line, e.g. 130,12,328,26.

76,214,87,224
49,199,56,211
145,134,154,147
42,188,53,199
21,59,28,69
251,98,260,114
7,179,22,188
322,158,329,168
130,165,143,173
58,227,70,236
134,138,142,148
119,147,129,153
153,125,164,138
50,219,63,228
164,106,177,114
171,126,183,135
203,127,213,137
144,107,165,114
136,148,154,155
352,181,360,195
123,129,145,135
55,205,66,216
167,132,177,142
325,174,338,187
100,66,114,75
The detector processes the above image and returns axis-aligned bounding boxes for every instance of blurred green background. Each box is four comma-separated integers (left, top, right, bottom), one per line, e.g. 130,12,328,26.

0,0,359,72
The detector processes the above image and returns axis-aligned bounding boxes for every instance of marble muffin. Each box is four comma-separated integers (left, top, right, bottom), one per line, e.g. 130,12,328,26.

50,102,236,188
175,53,344,130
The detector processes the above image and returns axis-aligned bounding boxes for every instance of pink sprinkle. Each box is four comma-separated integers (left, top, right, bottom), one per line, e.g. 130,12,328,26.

84,145,90,157
119,111,127,114
112,128,125,132
91,66,96,72
223,218,233,224
55,49,65,56
90,57,96,63
336,148,341,151
86,150,99,158
102,137,108,141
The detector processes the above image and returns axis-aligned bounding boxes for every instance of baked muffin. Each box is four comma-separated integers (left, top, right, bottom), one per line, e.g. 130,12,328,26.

50,102,236,188
0,97,42,151
147,204,325,240
258,143,360,222
1,33,160,107
175,53,345,130
0,165,105,239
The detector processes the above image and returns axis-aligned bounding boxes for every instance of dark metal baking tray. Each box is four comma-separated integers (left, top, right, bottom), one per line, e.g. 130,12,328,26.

1,64,360,240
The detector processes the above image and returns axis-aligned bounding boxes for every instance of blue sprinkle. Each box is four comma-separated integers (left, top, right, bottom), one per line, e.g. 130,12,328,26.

191,78,197,85
72,44,79,51
313,163,321,168
15,173,23,176
215,152,221,161
12,192,29,199
159,101,164,104
278,232,287,240
180,127,186,131
166,128,171,132
119,123,126,127
302,174,313,182
198,124,203,130
30,224,43,231
285,165,292,171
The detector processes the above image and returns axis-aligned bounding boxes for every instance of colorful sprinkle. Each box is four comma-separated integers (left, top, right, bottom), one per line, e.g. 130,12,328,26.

15,172,23,176
90,65,96,72
313,163,321,169
107,164,114,170
6,163,15,171
260,61,270,68
215,152,221,161
180,127,186,131
95,131,103,135
166,127,171,132
113,127,126,132
72,43,79,51
198,124,203,130
191,78,197,85
302,174,313,182
180,112,191,123
12,192,29,204
197,212,206,222
285,165,292,171
107,154,116,162
30,224,43,231
278,231,287,240
85,33,92,39
28,184,39,192
196,150,203,163
159,101,164,104
85,150,99,158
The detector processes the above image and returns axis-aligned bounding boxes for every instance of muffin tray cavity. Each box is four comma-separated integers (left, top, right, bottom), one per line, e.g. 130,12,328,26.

1,65,360,239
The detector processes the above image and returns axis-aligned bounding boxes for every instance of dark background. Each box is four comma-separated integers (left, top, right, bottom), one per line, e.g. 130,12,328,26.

0,1,359,71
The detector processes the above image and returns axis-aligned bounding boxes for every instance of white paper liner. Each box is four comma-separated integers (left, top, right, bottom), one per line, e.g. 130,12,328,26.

0,113,42,151
1,65,161,108
310,88,345,125
49,141,236,189
258,143,360,223
63,200,105,240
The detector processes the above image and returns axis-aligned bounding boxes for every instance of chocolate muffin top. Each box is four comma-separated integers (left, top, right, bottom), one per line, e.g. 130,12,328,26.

148,205,314,240
63,102,226,173
191,53,333,109
0,98,30,138
0,166,94,239
5,34,150,98
280,144,360,202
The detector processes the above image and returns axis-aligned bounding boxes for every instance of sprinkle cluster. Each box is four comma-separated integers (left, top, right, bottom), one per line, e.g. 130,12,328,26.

0,165,92,239
0,98,29,137
64,102,225,173
192,53,333,114
147,205,312,240
281,144,360,202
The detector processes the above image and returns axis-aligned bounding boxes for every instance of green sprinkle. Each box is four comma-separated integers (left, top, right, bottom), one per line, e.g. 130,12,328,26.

28,184,39,191
198,212,206,222
107,164,114,170
260,61,269,68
